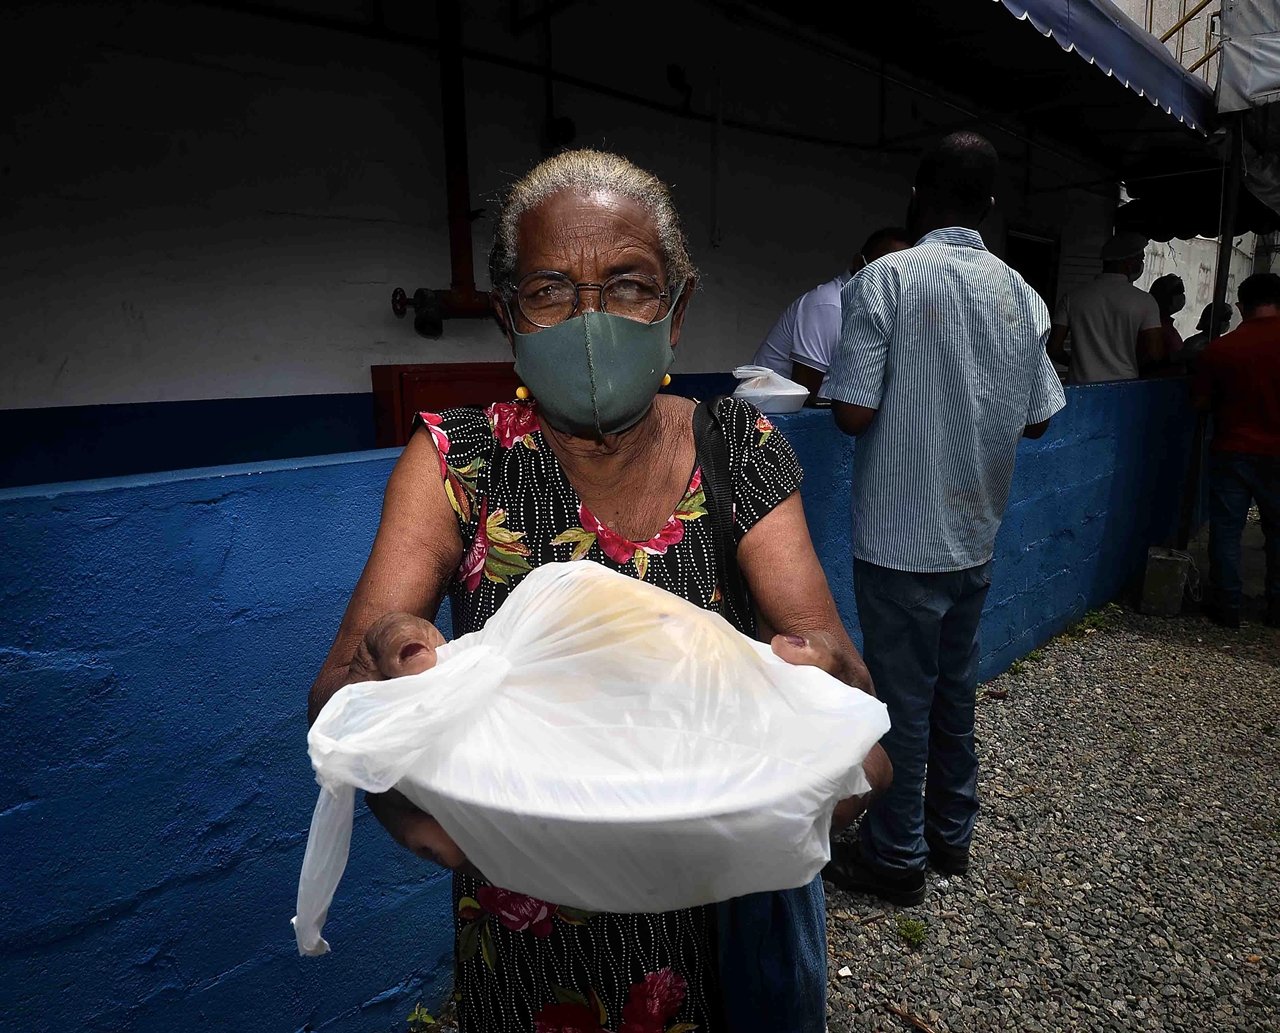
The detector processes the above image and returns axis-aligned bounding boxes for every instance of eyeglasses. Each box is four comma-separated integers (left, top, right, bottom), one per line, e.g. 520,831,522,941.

512,270,671,328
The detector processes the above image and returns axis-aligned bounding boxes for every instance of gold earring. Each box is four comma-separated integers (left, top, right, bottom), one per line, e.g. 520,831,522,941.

515,385,530,401
661,374,672,387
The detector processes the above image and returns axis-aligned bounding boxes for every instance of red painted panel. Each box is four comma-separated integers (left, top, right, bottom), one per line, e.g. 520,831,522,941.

371,362,519,447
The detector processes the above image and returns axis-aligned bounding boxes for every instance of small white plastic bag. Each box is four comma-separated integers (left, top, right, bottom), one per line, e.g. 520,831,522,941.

730,364,810,413
293,561,888,955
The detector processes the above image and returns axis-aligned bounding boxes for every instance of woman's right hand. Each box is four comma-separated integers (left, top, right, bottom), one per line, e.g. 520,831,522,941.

347,611,447,683
347,612,471,872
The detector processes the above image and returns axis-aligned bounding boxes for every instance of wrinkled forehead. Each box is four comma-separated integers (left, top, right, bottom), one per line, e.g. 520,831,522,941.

514,187,665,277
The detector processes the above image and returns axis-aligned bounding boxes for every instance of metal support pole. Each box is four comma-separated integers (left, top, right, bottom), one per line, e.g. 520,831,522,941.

1188,44,1221,73
1211,117,1245,334
1161,0,1214,43
1175,115,1243,551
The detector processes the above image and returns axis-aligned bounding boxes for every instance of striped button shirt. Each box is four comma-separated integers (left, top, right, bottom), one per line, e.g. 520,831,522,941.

823,227,1066,572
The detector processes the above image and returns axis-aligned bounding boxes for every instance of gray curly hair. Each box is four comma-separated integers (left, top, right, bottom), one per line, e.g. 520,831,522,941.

488,148,696,294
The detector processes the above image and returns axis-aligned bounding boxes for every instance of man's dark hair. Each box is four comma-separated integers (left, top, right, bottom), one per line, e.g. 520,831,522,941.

1237,272,1280,313
1149,274,1184,314
861,226,911,256
1197,301,1233,332
915,132,999,217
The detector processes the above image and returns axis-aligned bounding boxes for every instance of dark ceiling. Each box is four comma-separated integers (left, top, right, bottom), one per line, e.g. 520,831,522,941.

736,0,1218,177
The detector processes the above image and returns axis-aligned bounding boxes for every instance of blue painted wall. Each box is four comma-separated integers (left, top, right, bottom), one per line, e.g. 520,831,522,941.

0,375,738,489
791,377,1195,677
0,452,453,1033
0,378,1193,1032
0,394,380,490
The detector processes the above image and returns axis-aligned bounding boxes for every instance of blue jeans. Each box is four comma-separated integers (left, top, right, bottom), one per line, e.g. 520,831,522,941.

717,876,827,1033
1208,452,1280,609
854,559,992,872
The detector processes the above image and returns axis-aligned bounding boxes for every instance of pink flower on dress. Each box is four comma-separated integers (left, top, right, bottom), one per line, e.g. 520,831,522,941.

533,1002,607,1033
459,498,490,591
485,400,541,449
417,411,451,476
639,516,685,556
755,414,774,434
620,968,687,1032
578,504,686,565
577,503,634,564
475,885,557,937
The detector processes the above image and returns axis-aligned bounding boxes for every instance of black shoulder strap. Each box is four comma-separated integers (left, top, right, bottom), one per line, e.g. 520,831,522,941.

693,396,755,636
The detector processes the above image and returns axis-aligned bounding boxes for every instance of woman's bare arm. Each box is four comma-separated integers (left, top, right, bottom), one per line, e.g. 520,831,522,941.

738,491,891,828
738,492,871,690
308,427,464,723
306,427,470,869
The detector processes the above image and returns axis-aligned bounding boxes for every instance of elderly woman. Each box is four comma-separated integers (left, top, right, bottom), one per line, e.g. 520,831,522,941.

308,149,889,1033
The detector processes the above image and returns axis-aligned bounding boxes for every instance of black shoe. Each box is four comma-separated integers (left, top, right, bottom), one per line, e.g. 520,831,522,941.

829,837,858,864
1205,602,1241,628
822,843,926,906
924,831,970,876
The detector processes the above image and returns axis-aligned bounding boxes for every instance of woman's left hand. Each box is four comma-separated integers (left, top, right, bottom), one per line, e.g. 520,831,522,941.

770,630,891,831
770,630,874,695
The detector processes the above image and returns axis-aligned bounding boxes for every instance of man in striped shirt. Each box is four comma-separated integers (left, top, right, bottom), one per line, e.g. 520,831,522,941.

821,132,1066,906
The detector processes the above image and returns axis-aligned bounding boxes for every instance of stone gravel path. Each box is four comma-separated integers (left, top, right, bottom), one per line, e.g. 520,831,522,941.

825,602,1279,1033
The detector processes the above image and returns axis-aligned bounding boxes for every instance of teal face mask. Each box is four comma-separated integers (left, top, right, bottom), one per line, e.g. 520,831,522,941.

511,289,681,440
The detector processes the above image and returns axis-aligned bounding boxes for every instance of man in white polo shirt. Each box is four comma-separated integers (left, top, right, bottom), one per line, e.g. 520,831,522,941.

752,227,911,403
1047,232,1164,383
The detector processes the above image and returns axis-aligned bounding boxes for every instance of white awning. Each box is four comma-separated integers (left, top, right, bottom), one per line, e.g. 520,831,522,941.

1219,0,1280,112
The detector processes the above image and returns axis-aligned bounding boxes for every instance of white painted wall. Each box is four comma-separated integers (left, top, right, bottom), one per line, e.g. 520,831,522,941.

1137,233,1258,336
1,0,1116,410
3,2,472,410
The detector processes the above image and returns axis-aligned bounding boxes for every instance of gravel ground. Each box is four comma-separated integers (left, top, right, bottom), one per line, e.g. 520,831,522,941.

825,601,1280,1033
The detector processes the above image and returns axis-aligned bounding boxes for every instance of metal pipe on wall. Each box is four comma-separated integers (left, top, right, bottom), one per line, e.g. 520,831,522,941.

391,0,494,336
432,0,492,325
204,0,493,335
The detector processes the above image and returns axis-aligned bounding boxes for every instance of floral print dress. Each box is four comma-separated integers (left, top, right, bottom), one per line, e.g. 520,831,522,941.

414,397,803,1033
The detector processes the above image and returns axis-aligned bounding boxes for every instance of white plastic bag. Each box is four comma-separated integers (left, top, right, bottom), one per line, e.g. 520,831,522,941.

731,364,810,413
293,562,888,955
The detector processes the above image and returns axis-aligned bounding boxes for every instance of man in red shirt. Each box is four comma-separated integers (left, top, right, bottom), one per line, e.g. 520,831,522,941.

1192,272,1280,628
